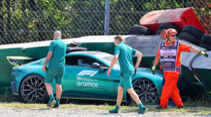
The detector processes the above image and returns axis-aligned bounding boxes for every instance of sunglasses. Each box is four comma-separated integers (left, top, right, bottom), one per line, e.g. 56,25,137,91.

170,34,176,37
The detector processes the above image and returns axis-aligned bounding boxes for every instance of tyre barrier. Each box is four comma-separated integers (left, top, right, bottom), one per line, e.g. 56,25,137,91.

178,32,201,45
182,25,204,40
128,25,152,35
200,34,211,50
156,23,181,35
199,43,211,51
201,34,211,45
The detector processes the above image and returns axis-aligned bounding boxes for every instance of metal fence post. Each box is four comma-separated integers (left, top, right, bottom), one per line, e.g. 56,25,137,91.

104,0,110,35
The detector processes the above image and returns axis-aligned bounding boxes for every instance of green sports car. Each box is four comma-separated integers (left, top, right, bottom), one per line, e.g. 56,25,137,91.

9,51,164,104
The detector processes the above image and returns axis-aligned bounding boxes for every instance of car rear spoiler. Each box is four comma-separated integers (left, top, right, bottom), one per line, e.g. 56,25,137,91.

7,56,35,66
66,47,87,53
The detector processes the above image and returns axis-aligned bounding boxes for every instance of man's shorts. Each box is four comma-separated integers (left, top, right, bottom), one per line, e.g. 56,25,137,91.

45,67,65,85
119,72,133,90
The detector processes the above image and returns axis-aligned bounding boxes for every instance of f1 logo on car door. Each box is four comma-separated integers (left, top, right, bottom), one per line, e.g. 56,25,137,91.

76,70,99,88
77,70,98,77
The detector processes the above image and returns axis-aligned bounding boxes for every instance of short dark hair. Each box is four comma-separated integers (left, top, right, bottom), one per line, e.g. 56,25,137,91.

114,35,123,42
161,29,166,33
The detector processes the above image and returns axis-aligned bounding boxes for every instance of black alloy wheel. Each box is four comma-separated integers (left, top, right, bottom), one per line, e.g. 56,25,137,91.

132,78,159,104
20,74,48,103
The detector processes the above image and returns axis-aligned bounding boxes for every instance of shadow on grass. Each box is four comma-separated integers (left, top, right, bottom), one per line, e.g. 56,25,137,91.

0,86,210,109
0,87,22,102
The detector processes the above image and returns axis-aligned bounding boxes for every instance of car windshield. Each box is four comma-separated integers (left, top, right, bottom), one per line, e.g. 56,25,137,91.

98,54,120,68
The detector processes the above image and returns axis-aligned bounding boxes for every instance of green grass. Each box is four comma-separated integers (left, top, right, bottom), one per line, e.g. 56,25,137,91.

0,90,22,102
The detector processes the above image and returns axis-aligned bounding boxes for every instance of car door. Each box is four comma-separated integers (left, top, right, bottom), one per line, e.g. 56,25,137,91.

63,55,116,100
61,55,78,97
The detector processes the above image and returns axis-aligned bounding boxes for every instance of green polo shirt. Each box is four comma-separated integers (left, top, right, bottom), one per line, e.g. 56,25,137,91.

48,38,67,69
114,42,137,73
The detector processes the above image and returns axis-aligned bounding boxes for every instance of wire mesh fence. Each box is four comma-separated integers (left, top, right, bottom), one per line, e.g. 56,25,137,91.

0,0,210,44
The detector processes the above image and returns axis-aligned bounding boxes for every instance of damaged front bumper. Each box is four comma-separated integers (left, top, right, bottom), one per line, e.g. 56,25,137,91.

11,81,18,95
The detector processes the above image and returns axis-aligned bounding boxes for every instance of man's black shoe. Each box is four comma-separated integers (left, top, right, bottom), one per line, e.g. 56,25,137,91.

109,109,118,113
138,107,146,114
177,106,183,109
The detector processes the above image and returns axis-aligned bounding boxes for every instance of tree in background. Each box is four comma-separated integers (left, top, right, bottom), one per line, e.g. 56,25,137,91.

0,0,209,44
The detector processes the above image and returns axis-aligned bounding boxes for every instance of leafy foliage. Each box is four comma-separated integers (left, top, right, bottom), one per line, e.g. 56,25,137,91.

0,0,209,44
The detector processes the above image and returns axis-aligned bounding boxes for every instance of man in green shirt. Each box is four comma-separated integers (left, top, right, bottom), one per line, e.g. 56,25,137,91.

107,35,146,114
42,30,67,108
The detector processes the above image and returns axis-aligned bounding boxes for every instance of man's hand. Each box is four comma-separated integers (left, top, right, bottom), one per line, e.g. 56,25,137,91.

42,65,46,72
132,68,137,77
107,69,111,76
134,66,138,75
107,55,118,77
200,50,208,57
152,65,156,75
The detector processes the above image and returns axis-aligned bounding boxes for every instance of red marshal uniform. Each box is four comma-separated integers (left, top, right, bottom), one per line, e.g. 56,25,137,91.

156,40,191,108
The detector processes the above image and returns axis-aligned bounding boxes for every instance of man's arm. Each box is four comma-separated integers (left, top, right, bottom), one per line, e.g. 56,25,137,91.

107,54,119,76
189,46,200,53
42,51,53,71
134,51,143,72
180,42,208,57
152,49,160,75
153,56,160,66
190,46,208,57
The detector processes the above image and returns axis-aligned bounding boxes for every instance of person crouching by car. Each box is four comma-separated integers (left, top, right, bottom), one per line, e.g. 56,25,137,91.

42,30,67,108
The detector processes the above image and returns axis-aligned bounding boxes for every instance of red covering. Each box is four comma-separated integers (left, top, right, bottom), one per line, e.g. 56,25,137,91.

140,7,206,34
159,72,184,108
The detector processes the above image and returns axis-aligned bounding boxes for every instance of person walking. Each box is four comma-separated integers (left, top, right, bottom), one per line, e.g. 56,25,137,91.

42,30,67,108
152,28,208,109
160,28,175,107
107,35,146,114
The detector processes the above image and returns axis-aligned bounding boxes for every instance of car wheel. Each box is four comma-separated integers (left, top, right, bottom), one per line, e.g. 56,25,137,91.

20,74,48,103
132,78,159,104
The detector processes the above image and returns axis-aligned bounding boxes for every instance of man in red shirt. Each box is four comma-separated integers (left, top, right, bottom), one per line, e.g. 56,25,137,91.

152,28,208,109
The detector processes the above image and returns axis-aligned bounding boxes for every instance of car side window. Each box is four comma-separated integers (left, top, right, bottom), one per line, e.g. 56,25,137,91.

65,56,78,66
66,55,107,68
77,58,90,67
77,56,96,68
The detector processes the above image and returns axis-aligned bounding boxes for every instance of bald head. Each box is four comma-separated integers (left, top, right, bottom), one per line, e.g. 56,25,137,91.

54,30,62,40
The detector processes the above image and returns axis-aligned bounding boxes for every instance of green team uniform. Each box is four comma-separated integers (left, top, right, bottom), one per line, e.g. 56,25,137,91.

45,38,67,84
114,42,137,90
